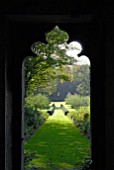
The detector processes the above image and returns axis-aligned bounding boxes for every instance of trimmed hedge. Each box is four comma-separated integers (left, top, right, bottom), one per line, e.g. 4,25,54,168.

67,106,90,139
65,93,90,109
24,108,49,141
24,94,50,140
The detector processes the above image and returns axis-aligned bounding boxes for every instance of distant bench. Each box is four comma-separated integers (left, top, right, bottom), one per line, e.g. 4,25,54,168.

47,104,55,115
60,104,69,115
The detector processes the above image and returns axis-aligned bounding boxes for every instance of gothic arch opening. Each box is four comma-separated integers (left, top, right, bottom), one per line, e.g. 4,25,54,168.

5,15,105,170
22,25,91,170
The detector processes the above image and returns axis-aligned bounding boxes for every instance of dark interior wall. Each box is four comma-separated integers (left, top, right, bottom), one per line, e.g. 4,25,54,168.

88,17,105,170
0,16,5,170
5,20,13,170
0,1,103,15
4,15,106,170
105,17,114,170
1,2,114,170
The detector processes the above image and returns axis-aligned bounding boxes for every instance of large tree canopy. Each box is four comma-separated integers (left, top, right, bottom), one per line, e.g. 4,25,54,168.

24,26,76,97
48,64,90,101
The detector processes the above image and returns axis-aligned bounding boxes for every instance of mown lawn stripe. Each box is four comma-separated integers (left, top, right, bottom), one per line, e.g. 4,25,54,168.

24,109,90,169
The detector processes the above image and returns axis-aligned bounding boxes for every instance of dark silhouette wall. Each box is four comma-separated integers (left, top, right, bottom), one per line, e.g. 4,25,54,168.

0,2,114,170
105,16,114,170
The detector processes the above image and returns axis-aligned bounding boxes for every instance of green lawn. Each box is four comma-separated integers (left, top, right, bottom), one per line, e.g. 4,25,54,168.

24,102,90,170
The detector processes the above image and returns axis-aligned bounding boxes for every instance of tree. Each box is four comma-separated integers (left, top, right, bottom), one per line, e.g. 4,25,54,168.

73,64,90,96
24,26,76,97
48,64,90,101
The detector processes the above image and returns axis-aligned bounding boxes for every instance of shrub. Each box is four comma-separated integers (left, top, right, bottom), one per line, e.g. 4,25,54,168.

65,93,90,109
25,93,50,109
67,106,90,139
24,94,50,139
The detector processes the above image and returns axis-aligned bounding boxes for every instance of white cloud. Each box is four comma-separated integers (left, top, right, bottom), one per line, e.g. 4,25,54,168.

75,55,90,66
65,41,90,66
58,41,90,66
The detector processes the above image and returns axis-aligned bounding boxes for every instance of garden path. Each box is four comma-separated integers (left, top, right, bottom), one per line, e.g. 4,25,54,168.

24,109,90,170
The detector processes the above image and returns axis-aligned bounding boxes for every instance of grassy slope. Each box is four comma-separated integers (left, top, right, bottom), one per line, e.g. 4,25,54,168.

24,102,90,170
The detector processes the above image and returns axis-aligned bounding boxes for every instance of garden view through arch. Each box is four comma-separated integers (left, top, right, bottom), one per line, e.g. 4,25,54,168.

23,26,91,170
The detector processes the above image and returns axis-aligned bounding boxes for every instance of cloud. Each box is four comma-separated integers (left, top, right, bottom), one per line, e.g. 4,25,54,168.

75,55,90,66
58,41,90,66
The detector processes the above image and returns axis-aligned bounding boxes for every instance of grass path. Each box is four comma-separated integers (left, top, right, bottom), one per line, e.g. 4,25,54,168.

24,108,90,170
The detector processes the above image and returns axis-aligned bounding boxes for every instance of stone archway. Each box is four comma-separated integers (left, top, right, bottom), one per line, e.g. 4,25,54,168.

5,15,105,170
23,26,91,169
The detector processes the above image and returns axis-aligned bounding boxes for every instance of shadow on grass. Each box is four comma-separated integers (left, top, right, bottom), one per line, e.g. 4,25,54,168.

24,110,90,170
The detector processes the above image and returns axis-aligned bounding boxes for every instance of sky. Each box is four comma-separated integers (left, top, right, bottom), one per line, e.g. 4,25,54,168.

65,41,90,66
74,55,90,66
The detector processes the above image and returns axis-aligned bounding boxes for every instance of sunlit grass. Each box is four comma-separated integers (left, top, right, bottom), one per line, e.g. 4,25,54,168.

24,103,90,169
50,101,75,111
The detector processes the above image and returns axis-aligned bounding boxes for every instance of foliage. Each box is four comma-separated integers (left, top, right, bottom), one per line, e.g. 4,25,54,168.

24,26,76,97
67,106,90,139
49,64,90,101
75,156,92,170
24,56,57,97
24,150,39,170
73,64,90,96
65,93,90,109
24,94,50,139
25,93,50,109
45,25,69,45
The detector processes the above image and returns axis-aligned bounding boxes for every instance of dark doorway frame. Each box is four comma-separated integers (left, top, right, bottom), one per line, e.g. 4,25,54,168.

5,15,105,170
